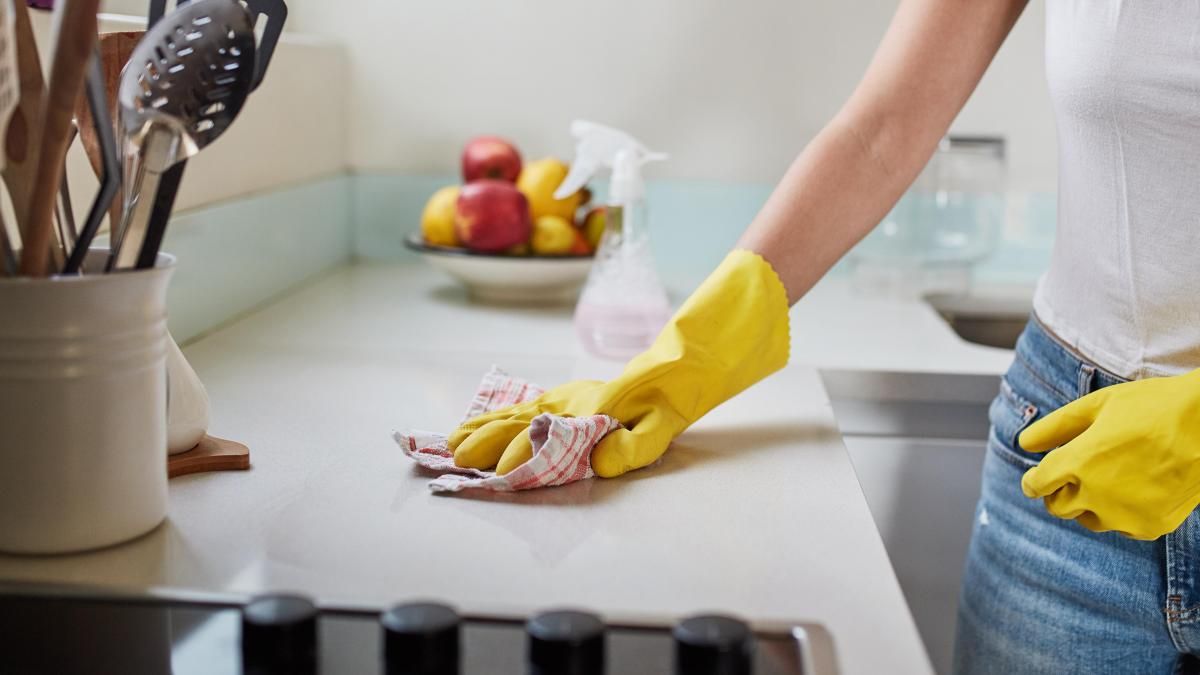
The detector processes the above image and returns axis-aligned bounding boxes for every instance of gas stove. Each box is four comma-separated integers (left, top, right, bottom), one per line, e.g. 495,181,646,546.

0,588,836,674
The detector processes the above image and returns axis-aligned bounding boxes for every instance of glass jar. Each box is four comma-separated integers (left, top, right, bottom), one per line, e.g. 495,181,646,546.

849,135,1007,297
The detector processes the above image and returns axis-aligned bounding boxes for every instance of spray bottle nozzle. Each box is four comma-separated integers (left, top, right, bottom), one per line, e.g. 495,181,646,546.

554,120,667,201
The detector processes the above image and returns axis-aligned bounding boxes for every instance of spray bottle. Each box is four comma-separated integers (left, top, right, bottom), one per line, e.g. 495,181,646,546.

556,121,671,359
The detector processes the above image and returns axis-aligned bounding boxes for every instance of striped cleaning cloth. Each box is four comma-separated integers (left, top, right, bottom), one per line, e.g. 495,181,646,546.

394,367,620,493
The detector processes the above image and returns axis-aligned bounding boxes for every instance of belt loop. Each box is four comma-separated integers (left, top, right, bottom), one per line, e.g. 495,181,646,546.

1078,364,1096,397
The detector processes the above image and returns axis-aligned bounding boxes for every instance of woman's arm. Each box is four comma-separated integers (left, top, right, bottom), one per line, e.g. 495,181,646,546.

451,0,1031,477
739,0,1029,303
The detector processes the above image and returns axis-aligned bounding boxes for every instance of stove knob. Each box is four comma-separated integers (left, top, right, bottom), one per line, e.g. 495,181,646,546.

527,609,605,675
241,593,318,675
673,614,753,675
382,602,461,675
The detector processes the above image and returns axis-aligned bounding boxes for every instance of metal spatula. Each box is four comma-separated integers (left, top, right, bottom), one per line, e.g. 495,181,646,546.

128,0,287,272
150,0,287,90
240,0,289,91
108,0,256,271
61,47,120,275
72,31,139,243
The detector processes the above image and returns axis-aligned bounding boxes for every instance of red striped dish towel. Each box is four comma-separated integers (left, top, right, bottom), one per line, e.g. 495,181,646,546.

394,367,621,493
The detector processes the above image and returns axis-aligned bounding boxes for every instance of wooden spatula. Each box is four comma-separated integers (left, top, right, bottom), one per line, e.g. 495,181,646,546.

19,0,100,276
0,0,20,275
2,1,44,260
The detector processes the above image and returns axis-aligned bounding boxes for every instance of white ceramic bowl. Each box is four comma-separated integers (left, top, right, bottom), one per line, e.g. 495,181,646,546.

405,234,593,303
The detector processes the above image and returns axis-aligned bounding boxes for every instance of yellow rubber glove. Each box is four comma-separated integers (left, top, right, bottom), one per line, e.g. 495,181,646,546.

1019,368,1200,540
449,249,790,478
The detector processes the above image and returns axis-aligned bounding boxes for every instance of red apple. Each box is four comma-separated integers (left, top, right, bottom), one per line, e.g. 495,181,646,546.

461,136,523,183
455,180,531,252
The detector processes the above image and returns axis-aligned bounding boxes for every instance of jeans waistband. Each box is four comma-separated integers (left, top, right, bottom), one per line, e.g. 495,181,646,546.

1016,314,1128,401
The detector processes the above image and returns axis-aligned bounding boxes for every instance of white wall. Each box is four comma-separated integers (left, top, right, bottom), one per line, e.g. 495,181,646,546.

284,0,1056,191
23,10,347,219
99,0,145,13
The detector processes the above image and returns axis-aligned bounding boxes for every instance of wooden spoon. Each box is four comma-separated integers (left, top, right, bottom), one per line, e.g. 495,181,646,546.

2,1,44,260
19,0,101,276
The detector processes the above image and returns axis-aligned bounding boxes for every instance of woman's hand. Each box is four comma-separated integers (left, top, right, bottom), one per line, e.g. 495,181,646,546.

450,250,790,478
1020,370,1200,540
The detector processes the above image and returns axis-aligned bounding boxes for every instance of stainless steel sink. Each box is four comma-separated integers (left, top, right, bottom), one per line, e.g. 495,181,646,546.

925,290,1032,349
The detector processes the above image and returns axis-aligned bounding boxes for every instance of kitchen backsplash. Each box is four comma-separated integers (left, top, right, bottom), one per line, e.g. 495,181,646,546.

148,175,352,343
160,173,1055,343
354,173,1058,290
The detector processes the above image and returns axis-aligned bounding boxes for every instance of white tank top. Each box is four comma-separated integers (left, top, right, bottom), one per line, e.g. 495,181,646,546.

1034,1,1200,379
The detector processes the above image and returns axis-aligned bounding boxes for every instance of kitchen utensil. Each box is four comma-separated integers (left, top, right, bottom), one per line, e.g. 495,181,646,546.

0,223,14,275
1,0,41,255
147,0,165,26
108,0,255,271
124,0,171,248
404,233,594,304
62,47,121,274
129,0,287,272
0,0,19,275
242,0,289,90
150,0,286,90
72,30,138,238
0,3,13,122
55,125,77,249
0,248,173,554
18,0,100,276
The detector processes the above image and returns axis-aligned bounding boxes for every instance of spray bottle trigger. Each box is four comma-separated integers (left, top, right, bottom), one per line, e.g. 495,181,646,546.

555,154,601,200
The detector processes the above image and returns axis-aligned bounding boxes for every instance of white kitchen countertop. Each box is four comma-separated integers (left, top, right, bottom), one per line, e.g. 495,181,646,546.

793,279,1017,377
0,262,933,675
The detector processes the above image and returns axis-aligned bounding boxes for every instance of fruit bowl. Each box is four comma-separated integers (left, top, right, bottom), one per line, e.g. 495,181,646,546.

405,234,593,304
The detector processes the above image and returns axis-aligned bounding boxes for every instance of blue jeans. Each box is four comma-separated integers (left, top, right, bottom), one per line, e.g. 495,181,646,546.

953,317,1200,674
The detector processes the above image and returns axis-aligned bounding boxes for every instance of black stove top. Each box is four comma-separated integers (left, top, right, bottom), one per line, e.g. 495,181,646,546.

0,590,835,674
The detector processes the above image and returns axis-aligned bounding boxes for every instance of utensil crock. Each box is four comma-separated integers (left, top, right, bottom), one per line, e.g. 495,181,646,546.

0,249,173,554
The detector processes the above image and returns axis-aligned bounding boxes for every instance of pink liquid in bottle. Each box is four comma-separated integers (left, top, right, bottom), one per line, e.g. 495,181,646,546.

574,299,673,360
573,201,671,359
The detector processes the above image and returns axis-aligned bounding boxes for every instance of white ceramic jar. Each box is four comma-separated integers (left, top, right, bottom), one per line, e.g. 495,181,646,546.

0,251,173,554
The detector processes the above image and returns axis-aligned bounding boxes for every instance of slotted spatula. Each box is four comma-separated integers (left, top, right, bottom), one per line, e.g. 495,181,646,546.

148,0,287,90
108,0,256,271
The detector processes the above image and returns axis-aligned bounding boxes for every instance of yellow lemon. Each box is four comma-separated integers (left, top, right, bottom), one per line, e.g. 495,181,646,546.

582,206,606,249
420,186,461,247
517,158,585,221
530,215,576,256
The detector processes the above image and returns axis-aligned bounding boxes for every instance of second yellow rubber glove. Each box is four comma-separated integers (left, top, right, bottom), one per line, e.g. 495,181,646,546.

1020,368,1200,540
449,249,790,478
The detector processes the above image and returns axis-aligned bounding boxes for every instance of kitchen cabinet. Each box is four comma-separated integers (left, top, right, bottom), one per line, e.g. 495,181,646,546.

802,282,1017,675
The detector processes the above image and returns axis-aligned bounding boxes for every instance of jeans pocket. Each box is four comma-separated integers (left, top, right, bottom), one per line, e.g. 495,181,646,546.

987,377,1042,469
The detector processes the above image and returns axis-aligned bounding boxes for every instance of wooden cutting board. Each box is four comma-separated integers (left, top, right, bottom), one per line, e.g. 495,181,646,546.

167,435,251,479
